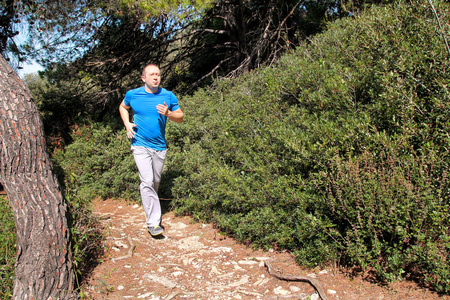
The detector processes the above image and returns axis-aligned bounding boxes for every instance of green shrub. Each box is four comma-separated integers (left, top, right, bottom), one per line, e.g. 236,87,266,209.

47,0,450,293
51,124,131,292
316,137,450,287
53,122,182,204
0,196,15,299
53,123,141,203
66,194,104,288
168,0,450,293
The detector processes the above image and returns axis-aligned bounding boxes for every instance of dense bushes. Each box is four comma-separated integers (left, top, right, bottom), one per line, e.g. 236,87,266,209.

53,123,185,203
166,0,450,292
53,124,140,202
51,0,450,293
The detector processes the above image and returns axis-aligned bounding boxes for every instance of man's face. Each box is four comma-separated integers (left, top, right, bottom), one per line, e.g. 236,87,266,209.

142,66,161,89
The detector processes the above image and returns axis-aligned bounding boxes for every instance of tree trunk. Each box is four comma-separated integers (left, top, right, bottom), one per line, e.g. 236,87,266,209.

0,56,76,299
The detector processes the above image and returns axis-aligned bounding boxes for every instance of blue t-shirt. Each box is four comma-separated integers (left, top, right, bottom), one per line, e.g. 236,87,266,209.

124,86,180,150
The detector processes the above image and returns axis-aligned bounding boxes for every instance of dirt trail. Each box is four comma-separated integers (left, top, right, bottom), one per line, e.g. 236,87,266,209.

81,198,449,300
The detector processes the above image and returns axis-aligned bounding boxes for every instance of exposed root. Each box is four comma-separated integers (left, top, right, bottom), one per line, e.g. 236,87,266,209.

264,259,330,300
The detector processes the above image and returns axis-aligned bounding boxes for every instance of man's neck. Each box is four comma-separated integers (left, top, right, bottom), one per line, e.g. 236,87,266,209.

144,85,160,94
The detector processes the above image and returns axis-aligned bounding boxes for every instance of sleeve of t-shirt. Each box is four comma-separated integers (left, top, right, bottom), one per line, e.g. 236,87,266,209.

169,92,180,111
123,91,131,107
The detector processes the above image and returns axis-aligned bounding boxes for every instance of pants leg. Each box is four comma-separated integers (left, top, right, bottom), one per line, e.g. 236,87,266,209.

131,146,167,228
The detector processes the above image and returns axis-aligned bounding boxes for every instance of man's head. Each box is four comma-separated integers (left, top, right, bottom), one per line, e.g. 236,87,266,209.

142,64,161,92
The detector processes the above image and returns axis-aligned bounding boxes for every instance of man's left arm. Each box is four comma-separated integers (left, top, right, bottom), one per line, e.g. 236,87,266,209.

167,108,184,123
156,102,184,123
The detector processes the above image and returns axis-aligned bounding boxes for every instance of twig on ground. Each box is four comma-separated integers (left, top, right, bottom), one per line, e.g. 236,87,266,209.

111,236,136,262
264,259,330,300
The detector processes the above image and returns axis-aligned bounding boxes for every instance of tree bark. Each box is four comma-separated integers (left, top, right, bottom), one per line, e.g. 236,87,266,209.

0,56,76,299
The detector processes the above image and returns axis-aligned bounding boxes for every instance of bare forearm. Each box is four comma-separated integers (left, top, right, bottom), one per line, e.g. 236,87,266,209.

119,102,136,138
119,105,131,125
168,109,184,123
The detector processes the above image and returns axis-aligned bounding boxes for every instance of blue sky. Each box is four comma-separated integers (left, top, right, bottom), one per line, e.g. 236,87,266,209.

14,23,44,78
17,61,44,77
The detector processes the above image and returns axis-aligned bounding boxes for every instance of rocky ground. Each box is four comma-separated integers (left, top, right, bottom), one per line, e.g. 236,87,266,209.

80,198,450,300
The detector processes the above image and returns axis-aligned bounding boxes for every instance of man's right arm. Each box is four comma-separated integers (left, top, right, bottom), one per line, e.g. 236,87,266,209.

119,100,136,139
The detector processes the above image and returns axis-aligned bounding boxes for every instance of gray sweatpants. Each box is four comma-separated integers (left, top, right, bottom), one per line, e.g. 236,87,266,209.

131,146,167,228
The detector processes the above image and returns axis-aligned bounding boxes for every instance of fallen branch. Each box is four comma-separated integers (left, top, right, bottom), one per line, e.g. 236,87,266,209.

111,236,136,262
264,259,330,300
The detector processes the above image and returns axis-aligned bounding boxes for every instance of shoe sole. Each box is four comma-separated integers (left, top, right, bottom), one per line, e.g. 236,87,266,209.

148,229,164,236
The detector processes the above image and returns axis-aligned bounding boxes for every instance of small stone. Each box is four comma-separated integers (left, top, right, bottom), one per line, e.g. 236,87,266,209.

229,275,250,287
137,292,153,299
114,240,129,248
212,247,233,252
273,286,290,295
310,293,319,300
210,265,222,275
170,222,187,230
177,236,205,250
143,273,176,288
238,260,258,265
289,286,301,292
218,272,235,278
234,264,245,271
253,277,270,286
319,270,328,275
327,289,337,295
236,290,263,297
117,285,124,290
255,256,270,261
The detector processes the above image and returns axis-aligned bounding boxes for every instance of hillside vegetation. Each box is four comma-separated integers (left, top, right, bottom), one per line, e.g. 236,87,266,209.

0,195,15,299
55,0,450,293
